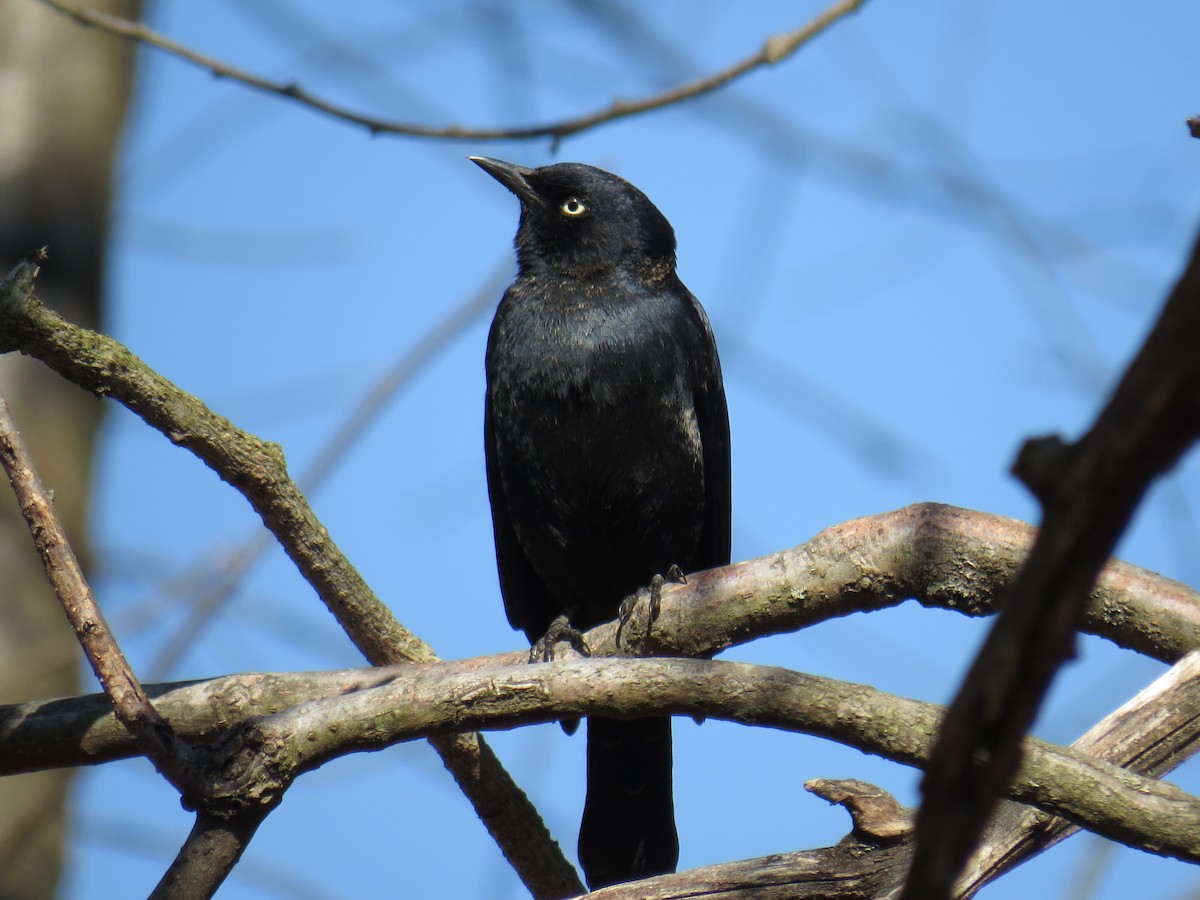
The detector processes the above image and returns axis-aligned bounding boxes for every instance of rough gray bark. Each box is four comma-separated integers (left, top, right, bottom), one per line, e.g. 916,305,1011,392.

0,1,140,896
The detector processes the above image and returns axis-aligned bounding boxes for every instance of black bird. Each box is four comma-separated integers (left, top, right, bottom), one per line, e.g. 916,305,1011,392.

472,157,731,889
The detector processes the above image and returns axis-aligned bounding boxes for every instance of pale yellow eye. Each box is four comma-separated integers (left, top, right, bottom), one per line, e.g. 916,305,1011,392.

560,197,587,217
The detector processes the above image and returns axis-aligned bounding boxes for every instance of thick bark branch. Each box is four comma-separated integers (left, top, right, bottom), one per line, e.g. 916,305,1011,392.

7,655,1200,874
6,508,1198,776
595,503,1200,664
148,809,268,900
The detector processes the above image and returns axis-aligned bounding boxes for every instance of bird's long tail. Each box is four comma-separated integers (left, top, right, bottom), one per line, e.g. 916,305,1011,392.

578,716,678,889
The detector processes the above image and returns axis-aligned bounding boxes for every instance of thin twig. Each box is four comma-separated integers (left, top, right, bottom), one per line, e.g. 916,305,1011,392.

37,0,868,144
0,391,178,767
0,255,279,894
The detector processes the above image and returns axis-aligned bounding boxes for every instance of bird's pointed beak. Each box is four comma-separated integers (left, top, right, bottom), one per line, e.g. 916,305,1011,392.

470,156,542,206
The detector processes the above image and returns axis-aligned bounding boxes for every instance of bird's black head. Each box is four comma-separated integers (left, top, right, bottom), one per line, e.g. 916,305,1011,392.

470,157,677,282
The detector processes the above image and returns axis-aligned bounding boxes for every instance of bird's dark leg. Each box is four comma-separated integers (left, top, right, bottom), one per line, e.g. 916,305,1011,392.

654,565,687,623
616,565,687,654
529,614,590,663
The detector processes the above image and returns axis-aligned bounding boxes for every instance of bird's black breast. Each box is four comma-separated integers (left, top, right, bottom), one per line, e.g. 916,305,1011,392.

485,275,713,635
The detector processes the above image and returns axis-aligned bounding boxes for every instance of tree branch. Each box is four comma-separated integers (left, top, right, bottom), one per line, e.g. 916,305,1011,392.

604,503,1200,665
11,654,1200,877
148,810,268,900
956,649,1200,896
0,253,423,665
585,779,914,899
147,262,508,678
0,254,581,899
0,373,264,897
0,667,392,775
35,0,868,145
250,657,1200,867
5,504,1200,774
906,224,1200,898
0,390,179,769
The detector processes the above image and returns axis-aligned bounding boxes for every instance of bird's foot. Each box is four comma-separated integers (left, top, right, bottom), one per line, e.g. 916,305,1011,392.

616,565,687,654
529,614,590,663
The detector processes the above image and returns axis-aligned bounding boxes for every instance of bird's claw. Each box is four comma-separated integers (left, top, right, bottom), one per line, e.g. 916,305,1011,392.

529,614,590,663
616,565,687,654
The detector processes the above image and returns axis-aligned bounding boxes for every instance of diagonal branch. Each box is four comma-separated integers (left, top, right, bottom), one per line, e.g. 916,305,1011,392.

0,253,581,899
146,261,508,678
905,224,1200,899
0,253,423,663
36,0,868,144
0,390,178,770
149,810,268,900
0,384,269,898
956,649,1200,897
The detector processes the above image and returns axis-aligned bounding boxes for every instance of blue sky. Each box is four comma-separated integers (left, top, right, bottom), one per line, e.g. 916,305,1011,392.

54,1,1200,897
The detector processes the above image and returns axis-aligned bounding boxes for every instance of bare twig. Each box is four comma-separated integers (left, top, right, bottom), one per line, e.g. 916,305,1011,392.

0,383,256,897
0,390,178,767
906,226,1200,899
37,0,868,144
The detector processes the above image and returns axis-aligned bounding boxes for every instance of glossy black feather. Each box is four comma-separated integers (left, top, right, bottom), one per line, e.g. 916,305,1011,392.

475,157,730,889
